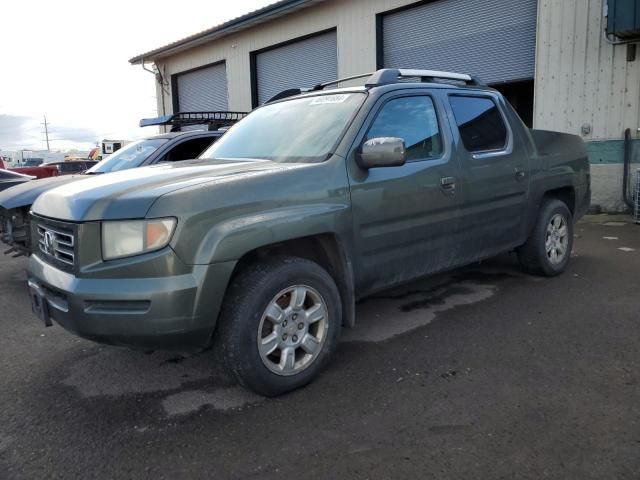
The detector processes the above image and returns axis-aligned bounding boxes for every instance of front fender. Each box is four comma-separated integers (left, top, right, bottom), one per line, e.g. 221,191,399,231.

184,203,350,265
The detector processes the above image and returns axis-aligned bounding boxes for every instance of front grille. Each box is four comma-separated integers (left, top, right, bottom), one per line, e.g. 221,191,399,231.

36,222,76,267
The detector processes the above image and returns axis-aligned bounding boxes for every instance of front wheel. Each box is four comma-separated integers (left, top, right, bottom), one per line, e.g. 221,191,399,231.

216,256,342,396
517,199,574,276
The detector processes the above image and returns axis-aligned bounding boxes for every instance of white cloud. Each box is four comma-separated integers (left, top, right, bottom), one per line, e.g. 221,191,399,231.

0,0,276,151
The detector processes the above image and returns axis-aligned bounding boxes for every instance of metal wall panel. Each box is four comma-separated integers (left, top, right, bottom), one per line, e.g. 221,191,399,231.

176,63,228,112
382,0,538,85
255,30,338,104
535,0,640,139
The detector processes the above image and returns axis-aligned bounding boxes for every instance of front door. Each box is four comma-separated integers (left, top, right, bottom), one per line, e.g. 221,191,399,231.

348,92,463,295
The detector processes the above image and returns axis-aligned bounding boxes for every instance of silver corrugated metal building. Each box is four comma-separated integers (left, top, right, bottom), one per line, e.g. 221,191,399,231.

130,0,640,212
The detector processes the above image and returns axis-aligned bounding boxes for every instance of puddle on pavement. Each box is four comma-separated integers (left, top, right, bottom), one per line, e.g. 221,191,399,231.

162,388,263,416
62,348,265,416
62,349,217,397
342,279,497,343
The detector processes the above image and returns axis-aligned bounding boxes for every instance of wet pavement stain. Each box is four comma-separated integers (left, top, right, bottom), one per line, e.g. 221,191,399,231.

343,280,497,343
161,388,263,416
400,286,472,313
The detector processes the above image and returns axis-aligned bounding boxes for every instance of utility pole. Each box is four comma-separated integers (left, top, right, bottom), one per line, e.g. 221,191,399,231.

41,115,50,152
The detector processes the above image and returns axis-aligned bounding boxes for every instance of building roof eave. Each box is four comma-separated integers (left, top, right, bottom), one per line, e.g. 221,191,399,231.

129,0,322,65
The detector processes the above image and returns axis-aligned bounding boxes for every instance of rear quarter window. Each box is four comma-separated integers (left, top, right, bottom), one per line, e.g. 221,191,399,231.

449,96,508,153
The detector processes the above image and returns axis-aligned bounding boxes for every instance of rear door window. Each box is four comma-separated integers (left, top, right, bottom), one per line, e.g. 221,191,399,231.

449,96,508,153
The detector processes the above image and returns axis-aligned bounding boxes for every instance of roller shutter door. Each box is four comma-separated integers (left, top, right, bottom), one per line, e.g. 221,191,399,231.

255,30,338,105
175,63,228,112
382,0,538,85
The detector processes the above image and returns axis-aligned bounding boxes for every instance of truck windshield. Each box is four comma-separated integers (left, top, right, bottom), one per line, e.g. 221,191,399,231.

200,92,366,163
87,138,168,174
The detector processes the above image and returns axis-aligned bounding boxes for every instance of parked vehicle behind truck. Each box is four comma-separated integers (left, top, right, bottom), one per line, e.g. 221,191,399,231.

10,165,59,180
26,69,590,396
41,160,98,175
0,169,34,192
0,112,246,255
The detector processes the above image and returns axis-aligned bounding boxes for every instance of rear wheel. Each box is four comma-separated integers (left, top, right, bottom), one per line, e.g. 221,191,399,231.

217,256,342,396
517,199,573,276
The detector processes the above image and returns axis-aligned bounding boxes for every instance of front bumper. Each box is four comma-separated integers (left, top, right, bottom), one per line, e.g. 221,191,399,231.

27,252,236,351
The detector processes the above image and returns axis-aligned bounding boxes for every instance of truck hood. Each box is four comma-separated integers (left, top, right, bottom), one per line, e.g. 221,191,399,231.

32,159,303,221
0,175,85,211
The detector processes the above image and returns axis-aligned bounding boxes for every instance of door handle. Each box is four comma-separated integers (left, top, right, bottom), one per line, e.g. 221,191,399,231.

514,167,527,180
440,176,457,195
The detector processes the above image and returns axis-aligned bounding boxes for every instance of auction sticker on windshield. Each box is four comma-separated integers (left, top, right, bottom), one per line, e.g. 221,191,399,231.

309,94,352,105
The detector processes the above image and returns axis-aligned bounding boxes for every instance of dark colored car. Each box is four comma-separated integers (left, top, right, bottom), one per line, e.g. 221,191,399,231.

26,69,590,396
0,112,246,255
41,161,98,175
0,169,34,192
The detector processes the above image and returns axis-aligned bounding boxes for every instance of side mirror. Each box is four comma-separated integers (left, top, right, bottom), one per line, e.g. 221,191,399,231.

357,137,406,169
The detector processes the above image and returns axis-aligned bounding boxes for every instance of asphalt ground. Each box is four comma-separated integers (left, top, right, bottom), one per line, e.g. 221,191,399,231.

0,217,638,479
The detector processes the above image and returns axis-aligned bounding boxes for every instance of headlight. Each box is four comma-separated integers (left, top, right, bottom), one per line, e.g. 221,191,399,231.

102,218,177,260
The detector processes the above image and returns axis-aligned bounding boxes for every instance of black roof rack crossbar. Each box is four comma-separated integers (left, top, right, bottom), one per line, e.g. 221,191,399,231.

265,73,376,104
139,111,248,131
265,88,312,104
311,72,376,91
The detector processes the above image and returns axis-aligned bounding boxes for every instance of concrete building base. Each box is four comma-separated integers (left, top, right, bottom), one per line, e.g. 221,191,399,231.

585,140,640,213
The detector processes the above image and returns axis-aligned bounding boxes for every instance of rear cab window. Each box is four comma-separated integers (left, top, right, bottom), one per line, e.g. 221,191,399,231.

449,95,508,154
366,95,443,162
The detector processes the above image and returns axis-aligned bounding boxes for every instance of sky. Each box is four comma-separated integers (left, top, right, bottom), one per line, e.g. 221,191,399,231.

0,0,275,153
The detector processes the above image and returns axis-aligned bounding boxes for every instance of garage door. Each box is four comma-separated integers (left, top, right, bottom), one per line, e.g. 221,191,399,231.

175,63,228,112
381,0,538,85
255,30,338,105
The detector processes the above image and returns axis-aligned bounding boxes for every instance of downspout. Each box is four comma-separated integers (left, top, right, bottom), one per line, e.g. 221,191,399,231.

141,58,166,117
622,128,633,210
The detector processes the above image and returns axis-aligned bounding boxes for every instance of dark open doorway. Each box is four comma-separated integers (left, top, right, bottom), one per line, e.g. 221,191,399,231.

492,80,534,127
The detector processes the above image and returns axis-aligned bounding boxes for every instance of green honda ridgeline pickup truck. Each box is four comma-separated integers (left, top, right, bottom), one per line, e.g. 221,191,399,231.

27,69,590,396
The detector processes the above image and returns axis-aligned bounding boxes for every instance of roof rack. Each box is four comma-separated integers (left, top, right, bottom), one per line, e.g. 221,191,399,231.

265,68,485,104
139,111,248,132
365,69,485,87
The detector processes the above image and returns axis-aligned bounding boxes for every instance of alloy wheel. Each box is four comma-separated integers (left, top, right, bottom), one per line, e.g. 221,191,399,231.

257,285,329,376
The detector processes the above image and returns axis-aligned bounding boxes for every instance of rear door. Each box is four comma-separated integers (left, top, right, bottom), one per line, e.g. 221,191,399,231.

445,92,530,261
348,91,462,294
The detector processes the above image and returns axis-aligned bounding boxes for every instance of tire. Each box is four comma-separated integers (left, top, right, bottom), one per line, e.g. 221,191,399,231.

517,198,574,277
216,256,342,396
